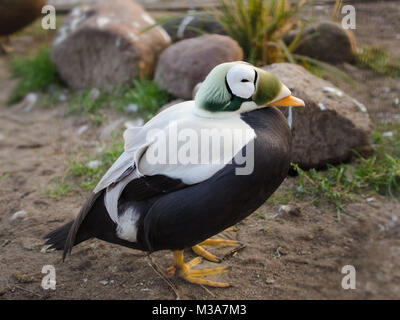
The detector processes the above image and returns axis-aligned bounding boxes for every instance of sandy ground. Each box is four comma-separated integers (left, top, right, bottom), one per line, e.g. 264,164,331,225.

0,1,399,300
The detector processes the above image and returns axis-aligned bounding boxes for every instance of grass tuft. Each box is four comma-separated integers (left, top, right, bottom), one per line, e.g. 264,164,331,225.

292,122,400,220
211,0,306,65
44,133,124,198
67,79,170,121
8,47,62,105
355,46,400,78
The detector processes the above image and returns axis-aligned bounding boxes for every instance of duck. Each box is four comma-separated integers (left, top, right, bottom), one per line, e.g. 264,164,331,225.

44,61,305,287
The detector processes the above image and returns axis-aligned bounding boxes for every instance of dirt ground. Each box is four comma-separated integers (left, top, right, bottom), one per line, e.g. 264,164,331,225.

0,1,399,300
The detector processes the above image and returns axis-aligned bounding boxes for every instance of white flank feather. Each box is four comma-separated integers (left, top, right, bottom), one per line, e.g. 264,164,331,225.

93,100,256,226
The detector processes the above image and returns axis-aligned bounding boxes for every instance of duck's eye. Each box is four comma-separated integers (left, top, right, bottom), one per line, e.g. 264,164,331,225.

241,79,250,83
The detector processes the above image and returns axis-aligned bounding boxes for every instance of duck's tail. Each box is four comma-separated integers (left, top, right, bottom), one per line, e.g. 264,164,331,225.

43,221,74,252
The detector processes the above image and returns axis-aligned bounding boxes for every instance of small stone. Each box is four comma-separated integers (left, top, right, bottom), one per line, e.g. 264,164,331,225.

318,102,327,111
393,98,399,106
58,93,67,102
77,124,89,136
265,278,275,284
383,131,393,138
125,103,138,113
366,197,376,203
99,280,109,286
278,205,302,217
10,210,27,222
86,160,101,169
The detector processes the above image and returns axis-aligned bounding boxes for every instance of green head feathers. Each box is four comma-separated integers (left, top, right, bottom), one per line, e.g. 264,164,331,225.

194,62,300,114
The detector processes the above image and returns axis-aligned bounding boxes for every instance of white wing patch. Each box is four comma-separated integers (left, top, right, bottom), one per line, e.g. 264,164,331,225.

93,101,256,235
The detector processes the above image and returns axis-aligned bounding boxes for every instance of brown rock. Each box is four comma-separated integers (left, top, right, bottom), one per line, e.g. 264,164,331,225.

263,63,372,168
51,0,171,90
0,0,45,36
155,34,243,99
286,22,356,64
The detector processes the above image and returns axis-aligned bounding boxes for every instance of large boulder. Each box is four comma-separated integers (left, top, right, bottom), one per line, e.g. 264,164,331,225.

263,63,372,168
285,22,356,64
162,13,226,43
51,0,171,90
155,34,243,99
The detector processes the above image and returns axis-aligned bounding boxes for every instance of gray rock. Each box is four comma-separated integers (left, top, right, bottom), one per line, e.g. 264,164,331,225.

285,22,356,64
51,0,170,90
155,34,243,99
162,12,225,42
263,63,372,168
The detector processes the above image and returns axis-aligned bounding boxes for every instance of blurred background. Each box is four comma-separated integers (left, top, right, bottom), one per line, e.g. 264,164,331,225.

0,0,399,299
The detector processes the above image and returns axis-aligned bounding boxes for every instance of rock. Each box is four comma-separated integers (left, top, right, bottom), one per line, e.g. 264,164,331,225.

51,0,170,90
263,63,372,168
155,34,243,99
10,210,27,222
278,205,302,217
86,160,101,169
285,22,356,64
10,93,38,112
162,12,225,42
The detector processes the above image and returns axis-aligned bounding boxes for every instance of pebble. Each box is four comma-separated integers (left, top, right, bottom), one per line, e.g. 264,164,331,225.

125,103,138,113
99,280,109,286
382,131,393,138
318,102,327,111
265,278,275,285
393,98,399,106
23,93,38,112
89,88,100,100
86,160,101,169
278,205,302,217
366,197,376,203
77,124,89,136
10,210,27,222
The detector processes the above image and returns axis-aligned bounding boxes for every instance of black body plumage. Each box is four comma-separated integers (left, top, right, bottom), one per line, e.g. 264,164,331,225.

44,107,292,257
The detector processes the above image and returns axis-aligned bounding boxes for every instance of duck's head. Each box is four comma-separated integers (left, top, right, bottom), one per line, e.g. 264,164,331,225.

194,61,304,115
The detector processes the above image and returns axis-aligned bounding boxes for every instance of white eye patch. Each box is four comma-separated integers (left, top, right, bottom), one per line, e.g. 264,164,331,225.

226,64,256,99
